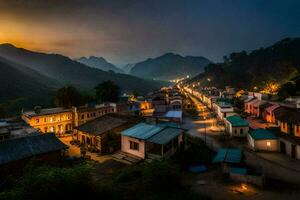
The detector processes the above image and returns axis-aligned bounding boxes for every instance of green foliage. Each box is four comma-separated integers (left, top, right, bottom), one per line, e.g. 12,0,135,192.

173,136,215,170
53,86,84,108
95,81,120,103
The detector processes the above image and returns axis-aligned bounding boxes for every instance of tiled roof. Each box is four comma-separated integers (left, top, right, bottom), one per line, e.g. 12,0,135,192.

0,133,67,165
75,114,127,136
121,123,163,140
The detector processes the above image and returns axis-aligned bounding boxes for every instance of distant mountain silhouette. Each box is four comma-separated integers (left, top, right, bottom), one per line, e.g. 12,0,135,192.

0,44,164,94
76,56,124,73
130,52,211,80
189,38,300,92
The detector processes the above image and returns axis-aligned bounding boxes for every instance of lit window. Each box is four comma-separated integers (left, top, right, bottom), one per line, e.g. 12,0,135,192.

267,141,271,147
35,118,39,124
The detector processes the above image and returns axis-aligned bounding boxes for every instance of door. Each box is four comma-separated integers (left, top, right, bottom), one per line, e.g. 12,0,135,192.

280,141,286,154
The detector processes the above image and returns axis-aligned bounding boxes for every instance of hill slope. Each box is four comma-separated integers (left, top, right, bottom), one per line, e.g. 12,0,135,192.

130,53,211,80
76,56,124,73
0,57,55,113
0,44,163,94
189,38,300,91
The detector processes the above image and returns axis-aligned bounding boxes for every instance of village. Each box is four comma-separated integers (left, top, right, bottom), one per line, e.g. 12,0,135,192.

1,81,300,199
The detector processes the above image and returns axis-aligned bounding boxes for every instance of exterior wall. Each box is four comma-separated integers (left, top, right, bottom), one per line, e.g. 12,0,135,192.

294,124,300,137
121,136,145,159
279,138,300,159
280,121,289,134
231,126,249,137
248,135,278,151
77,131,102,151
75,106,115,126
23,111,73,135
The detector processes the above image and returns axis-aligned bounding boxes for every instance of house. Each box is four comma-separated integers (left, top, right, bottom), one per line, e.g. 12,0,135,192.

162,110,183,123
274,107,300,159
0,133,67,172
224,115,249,137
263,104,280,123
213,148,243,173
251,100,268,117
244,97,256,114
22,103,117,136
213,101,235,120
121,123,184,159
74,114,129,153
247,129,278,151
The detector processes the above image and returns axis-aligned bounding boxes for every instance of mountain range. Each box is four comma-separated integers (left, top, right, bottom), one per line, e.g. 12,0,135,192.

76,56,124,73
0,44,166,114
129,53,211,80
189,38,300,94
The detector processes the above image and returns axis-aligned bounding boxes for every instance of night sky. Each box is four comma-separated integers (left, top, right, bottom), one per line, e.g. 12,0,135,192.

0,0,299,66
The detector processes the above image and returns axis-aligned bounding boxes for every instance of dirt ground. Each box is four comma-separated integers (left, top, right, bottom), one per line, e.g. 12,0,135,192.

183,166,300,200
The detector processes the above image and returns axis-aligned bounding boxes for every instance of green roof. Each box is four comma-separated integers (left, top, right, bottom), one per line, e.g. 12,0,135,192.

226,115,249,127
213,148,242,164
249,129,278,140
147,128,183,145
121,123,163,140
121,123,183,144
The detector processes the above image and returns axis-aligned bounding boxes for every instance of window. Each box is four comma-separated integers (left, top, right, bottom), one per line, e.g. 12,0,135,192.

297,126,300,132
129,141,139,150
240,129,244,135
87,114,90,118
67,114,70,120
35,118,39,124
44,127,48,133
44,118,47,123
81,114,84,119
267,141,271,147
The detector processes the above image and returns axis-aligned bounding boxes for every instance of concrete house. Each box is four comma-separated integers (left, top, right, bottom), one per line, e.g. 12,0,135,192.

225,115,249,137
247,129,278,151
121,123,184,159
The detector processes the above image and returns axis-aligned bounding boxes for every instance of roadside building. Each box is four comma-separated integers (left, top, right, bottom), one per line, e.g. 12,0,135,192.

263,104,280,123
224,115,249,137
22,107,73,136
213,101,235,120
121,123,184,159
274,107,300,159
251,100,268,117
74,114,129,153
247,129,278,151
22,103,117,136
0,133,67,173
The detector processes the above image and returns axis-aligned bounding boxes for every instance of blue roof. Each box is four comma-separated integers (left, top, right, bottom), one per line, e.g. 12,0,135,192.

249,129,277,140
164,110,182,118
121,123,163,140
230,167,247,175
158,122,180,128
213,148,242,164
147,127,183,145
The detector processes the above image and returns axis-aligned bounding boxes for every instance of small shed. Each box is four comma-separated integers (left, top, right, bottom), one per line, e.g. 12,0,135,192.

121,123,184,159
247,129,278,151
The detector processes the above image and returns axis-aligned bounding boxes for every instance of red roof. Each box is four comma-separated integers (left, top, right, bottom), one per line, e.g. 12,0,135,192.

265,104,280,113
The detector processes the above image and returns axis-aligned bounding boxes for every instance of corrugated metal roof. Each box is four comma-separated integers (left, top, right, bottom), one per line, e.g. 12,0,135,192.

147,127,182,145
226,115,249,127
213,148,242,164
121,123,163,140
0,133,67,165
164,110,182,118
249,129,277,140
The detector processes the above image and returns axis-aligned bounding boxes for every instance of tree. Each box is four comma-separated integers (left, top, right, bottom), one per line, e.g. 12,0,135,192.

53,86,83,108
95,81,120,103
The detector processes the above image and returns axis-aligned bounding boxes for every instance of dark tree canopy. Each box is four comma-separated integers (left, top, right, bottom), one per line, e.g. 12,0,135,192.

95,81,120,103
53,86,83,108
